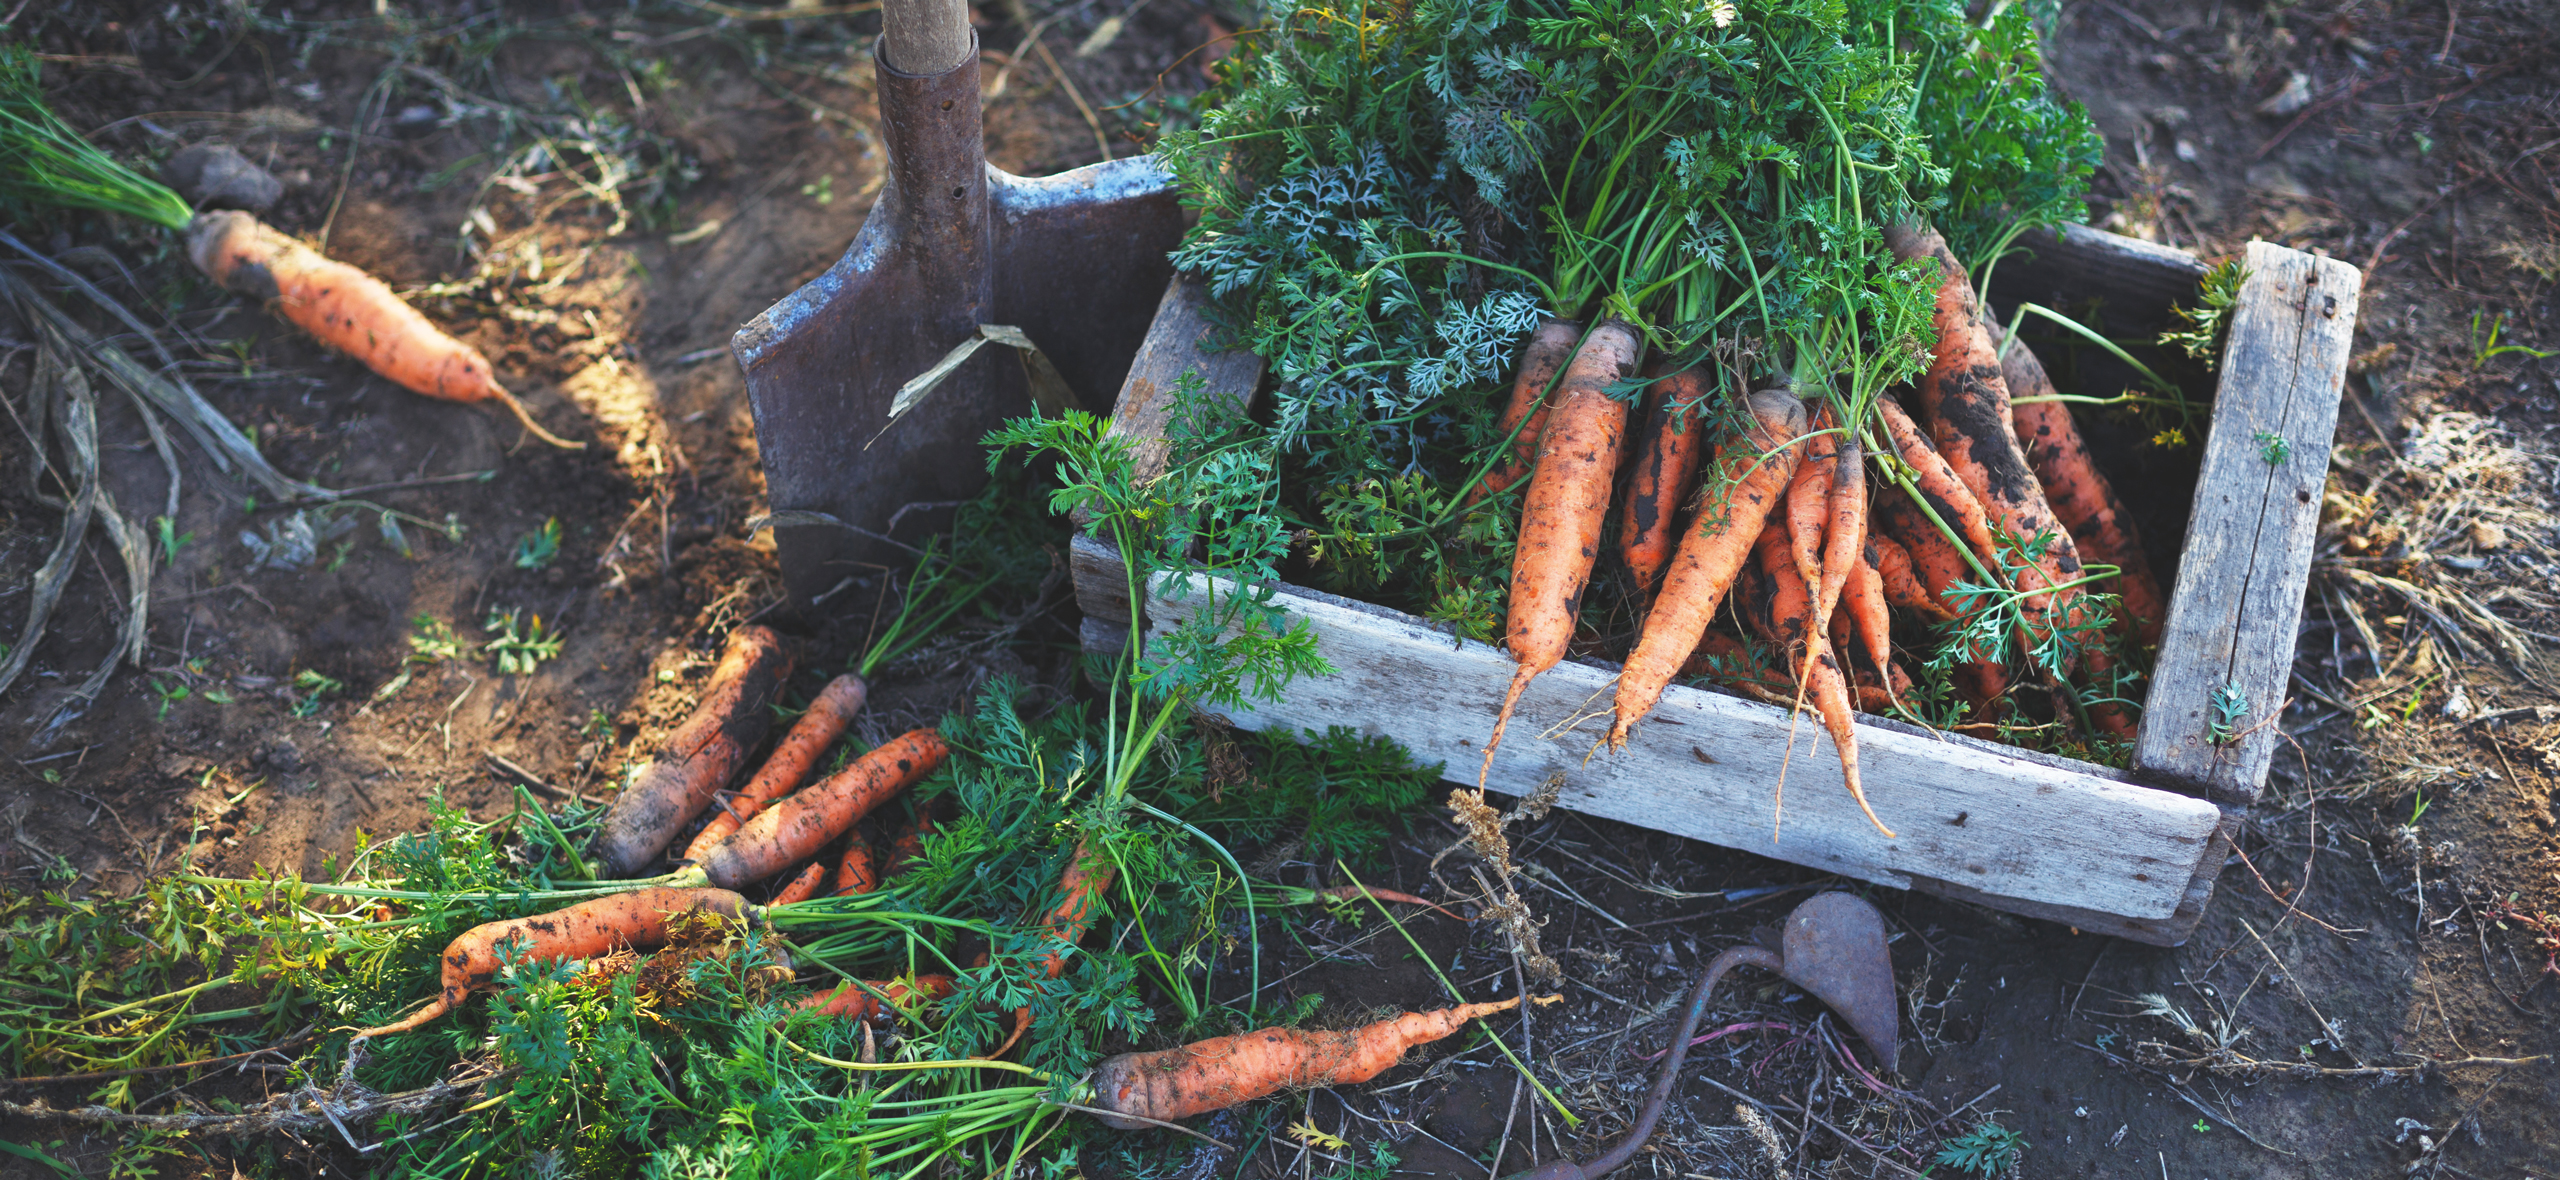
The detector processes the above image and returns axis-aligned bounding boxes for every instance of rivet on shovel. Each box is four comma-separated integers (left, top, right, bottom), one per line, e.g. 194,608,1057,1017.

1507,892,1899,1180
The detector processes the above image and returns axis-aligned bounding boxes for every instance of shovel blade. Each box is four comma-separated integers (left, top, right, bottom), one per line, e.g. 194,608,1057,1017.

1781,892,1900,1075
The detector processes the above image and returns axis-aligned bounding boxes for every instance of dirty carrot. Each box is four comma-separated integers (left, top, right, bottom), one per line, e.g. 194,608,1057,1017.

1783,404,1839,606
1607,388,1805,749
792,974,956,1022
1874,396,2002,575
597,626,795,877
1084,997,1524,1129
682,673,869,864
2002,333,2167,647
1877,495,2012,708
694,729,948,890
769,860,830,906
1842,544,1899,710
1482,318,1642,778
185,211,582,449
1746,526,1893,837
1865,535,1952,622
1468,318,1583,505
830,828,880,897
1882,222,2085,621
885,809,935,881
349,887,746,1040
991,839,1117,1058
1619,366,1710,597
1814,427,1867,658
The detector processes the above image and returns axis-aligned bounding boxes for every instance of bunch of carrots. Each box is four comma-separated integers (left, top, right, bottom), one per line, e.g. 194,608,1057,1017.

1476,224,2165,838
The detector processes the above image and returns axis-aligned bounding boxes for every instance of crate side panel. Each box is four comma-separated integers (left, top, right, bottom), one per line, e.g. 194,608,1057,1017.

2133,243,2362,804
1101,275,1265,488
1153,574,2224,921
1996,223,2207,334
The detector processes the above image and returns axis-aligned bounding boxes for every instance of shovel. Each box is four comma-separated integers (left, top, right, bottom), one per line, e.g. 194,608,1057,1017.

1509,892,1900,1180
733,0,1184,607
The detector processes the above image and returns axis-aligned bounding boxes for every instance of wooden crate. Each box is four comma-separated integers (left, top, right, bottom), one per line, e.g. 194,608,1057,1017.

1071,226,2361,946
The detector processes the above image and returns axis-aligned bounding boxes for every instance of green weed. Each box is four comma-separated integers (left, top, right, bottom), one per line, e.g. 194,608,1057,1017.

1933,1120,2026,1176
483,609,565,675
512,516,563,570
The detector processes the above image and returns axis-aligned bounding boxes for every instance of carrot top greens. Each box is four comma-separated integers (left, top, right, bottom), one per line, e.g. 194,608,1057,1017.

0,47,197,232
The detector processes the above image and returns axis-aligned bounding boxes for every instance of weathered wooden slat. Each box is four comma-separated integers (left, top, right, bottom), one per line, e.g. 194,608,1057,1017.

1071,275,1263,626
1147,572,2226,926
1102,275,1265,489
2132,242,2362,805
1996,222,2209,335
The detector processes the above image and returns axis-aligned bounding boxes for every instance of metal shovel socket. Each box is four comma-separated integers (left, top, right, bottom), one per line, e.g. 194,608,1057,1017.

1505,892,1900,1180
733,4,1184,609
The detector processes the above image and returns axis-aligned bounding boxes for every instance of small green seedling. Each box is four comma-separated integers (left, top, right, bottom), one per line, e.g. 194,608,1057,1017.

2208,683,2248,745
409,616,471,662
1933,1120,2027,1176
485,609,565,675
291,669,344,718
802,174,834,205
154,516,193,564
2193,1119,2212,1133
149,679,190,720
2471,310,2556,368
2253,430,2290,466
2408,792,2430,826
512,517,563,570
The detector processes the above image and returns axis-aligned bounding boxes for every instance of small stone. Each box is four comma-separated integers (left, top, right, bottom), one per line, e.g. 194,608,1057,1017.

2471,520,2507,549
2175,139,2199,163
2256,71,2314,117
163,143,283,213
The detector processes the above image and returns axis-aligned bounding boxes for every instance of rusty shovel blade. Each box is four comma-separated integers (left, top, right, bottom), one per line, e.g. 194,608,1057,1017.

733,35,1183,608
1778,891,1900,1076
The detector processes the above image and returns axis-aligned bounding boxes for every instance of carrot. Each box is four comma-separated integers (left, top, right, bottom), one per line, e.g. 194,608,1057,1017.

1783,404,1839,607
694,729,948,890
793,974,956,1022
682,673,869,864
990,838,1117,1058
1619,367,1711,597
1882,223,2086,625
886,809,936,880
1865,535,1951,622
1085,997,1524,1129
1482,318,1642,778
1814,426,1868,654
2000,333,2167,647
1606,389,1806,748
1468,318,1583,505
1874,396,2002,575
1678,630,1790,698
769,860,830,906
1842,544,1899,710
1744,526,1892,837
830,828,880,897
1876,495,2012,710
350,887,746,1040
184,211,582,449
598,626,795,877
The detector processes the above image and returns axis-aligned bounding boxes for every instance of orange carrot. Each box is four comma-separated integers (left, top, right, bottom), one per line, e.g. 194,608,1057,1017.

695,729,948,890
1678,630,1789,696
884,808,935,879
1882,223,2086,626
1842,544,1899,710
1482,318,1642,777
830,828,880,897
1469,319,1584,505
1783,404,1839,605
1814,425,1868,655
991,838,1117,1058
1086,997,1524,1128
1744,526,1892,837
1874,396,2002,574
350,887,746,1040
1877,495,2012,709
2001,333,2167,647
184,211,582,449
1865,535,1952,622
682,673,869,864
770,860,830,906
1619,367,1711,597
1606,389,1805,748
793,974,956,1022
598,626,795,877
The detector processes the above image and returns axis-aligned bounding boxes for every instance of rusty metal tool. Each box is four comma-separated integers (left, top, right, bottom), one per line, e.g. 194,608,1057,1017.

1507,892,1900,1180
732,0,1184,608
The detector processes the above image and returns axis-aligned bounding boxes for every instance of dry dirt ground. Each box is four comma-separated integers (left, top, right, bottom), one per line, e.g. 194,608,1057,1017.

1,0,2557,1177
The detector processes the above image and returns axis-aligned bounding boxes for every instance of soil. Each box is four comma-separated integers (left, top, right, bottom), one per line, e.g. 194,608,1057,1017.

3,0,2557,1178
